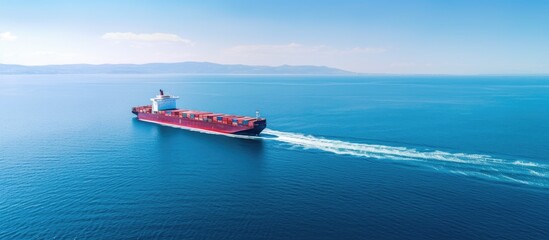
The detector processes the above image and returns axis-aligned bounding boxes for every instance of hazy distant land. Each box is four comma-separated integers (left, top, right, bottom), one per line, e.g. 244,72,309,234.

0,62,354,75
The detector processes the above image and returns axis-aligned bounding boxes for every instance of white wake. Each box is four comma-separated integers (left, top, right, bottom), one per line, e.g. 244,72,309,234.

262,129,549,189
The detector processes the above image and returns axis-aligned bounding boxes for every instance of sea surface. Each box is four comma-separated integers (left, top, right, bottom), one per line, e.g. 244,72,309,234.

1,74,548,239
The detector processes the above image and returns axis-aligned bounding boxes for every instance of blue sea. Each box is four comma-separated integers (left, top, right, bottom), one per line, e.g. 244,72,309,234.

1,74,548,239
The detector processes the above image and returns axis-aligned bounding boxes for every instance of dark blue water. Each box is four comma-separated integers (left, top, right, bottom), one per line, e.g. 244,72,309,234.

1,75,548,239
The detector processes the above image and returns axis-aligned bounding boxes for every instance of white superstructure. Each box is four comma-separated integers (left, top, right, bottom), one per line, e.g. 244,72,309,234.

151,90,179,112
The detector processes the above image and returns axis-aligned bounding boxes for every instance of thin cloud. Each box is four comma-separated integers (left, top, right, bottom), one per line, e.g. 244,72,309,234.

226,43,310,55
0,32,17,41
225,43,385,55
33,51,76,58
349,47,386,53
101,32,193,44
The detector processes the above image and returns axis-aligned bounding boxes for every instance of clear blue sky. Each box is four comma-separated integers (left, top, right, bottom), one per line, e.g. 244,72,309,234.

1,0,548,74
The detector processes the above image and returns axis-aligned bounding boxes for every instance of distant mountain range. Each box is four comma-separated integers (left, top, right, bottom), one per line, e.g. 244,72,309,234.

0,62,354,75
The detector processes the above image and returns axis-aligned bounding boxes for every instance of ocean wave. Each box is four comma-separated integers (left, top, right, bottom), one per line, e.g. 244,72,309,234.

262,129,549,189
513,160,540,167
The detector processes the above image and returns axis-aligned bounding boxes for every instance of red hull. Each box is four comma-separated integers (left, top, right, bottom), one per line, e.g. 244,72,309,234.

137,112,265,135
139,112,249,134
132,103,266,136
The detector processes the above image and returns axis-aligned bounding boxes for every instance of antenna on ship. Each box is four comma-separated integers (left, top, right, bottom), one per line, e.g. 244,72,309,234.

256,110,260,119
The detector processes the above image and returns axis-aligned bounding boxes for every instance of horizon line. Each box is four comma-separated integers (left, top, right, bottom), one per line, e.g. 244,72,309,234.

2,61,549,76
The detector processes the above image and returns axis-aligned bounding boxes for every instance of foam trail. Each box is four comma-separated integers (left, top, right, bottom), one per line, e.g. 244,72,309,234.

262,129,549,189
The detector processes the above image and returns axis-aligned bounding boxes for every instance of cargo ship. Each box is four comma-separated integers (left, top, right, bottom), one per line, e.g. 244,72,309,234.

132,90,267,136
